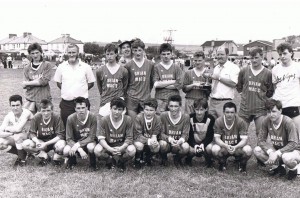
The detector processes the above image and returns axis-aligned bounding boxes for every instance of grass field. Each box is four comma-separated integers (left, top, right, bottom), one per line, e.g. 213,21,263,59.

0,68,299,198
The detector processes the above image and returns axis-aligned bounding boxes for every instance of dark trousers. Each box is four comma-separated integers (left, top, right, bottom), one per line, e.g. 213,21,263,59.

8,61,12,68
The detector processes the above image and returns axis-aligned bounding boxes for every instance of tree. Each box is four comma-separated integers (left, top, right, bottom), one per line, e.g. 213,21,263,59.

84,42,104,56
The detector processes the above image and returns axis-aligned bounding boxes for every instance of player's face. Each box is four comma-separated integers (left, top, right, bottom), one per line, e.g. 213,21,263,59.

144,105,156,120
268,106,282,122
168,101,181,117
193,57,205,69
121,43,131,57
278,49,292,65
41,106,53,120
132,47,144,61
105,50,117,64
195,107,207,121
111,105,124,120
30,49,42,63
250,53,263,68
10,101,22,115
160,51,172,64
67,47,79,64
216,49,228,66
224,107,236,121
75,103,88,119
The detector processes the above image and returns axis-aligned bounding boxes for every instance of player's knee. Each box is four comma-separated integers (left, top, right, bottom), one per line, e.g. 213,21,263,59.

13,134,25,144
211,144,221,156
134,141,144,152
0,138,8,150
94,144,104,157
253,146,262,157
63,145,71,157
126,145,136,157
159,140,168,152
150,145,160,153
22,139,34,150
86,143,96,153
205,143,213,154
242,145,252,156
180,143,190,155
54,140,66,153
282,153,295,166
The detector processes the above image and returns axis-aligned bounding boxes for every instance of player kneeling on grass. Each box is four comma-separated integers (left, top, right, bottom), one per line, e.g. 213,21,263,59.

254,99,300,180
63,97,97,170
22,99,66,166
0,95,34,167
133,98,161,168
159,95,190,167
94,97,136,171
185,98,215,167
212,102,252,173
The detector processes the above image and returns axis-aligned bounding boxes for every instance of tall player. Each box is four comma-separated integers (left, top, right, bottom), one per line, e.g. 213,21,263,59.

22,43,54,114
159,95,190,167
133,98,161,168
272,42,300,133
96,43,128,118
153,43,183,114
22,99,66,166
183,51,208,114
94,97,136,171
124,39,155,118
63,97,97,170
237,47,274,137
254,99,300,180
211,102,252,173
0,95,34,166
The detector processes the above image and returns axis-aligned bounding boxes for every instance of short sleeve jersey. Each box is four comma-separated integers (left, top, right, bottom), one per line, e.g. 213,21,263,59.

183,69,207,99
1,108,33,133
214,115,247,146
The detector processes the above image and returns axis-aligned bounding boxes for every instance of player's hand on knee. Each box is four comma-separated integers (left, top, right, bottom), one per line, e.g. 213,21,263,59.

265,152,279,165
78,148,88,159
37,142,47,150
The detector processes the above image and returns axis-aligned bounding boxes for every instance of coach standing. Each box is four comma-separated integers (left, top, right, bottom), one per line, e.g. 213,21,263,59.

54,44,95,126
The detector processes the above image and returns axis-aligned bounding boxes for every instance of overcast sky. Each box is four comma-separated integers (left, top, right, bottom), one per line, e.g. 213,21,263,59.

0,0,299,45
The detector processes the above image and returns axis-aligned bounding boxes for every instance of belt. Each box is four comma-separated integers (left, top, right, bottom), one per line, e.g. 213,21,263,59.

211,97,232,101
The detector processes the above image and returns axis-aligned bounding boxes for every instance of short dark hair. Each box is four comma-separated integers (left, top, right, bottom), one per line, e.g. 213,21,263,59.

9,94,23,105
249,47,263,57
223,102,237,112
193,98,208,110
265,99,282,111
193,51,205,59
27,43,43,54
40,99,53,110
277,42,294,58
110,97,126,110
131,39,145,49
74,97,88,106
168,95,182,106
143,98,158,110
159,43,172,54
105,43,118,54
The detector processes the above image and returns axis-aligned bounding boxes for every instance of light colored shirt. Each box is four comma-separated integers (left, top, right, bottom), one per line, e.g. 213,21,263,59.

53,60,95,100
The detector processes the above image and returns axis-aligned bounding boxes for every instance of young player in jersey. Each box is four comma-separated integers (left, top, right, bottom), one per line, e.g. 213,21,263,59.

63,97,97,170
119,40,133,66
22,43,54,114
254,99,300,180
183,51,209,114
94,97,136,171
153,43,183,114
133,98,161,168
272,42,300,134
185,98,215,167
159,95,190,167
22,99,66,166
96,43,128,118
124,39,155,118
0,95,34,167
211,102,252,173
237,47,274,137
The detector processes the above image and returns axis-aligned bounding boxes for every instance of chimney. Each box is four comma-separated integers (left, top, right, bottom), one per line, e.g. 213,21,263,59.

9,34,17,38
66,34,70,37
23,32,29,38
249,40,252,43
28,32,32,36
211,40,215,47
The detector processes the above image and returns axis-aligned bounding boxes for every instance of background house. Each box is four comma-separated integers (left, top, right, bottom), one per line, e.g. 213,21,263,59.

200,40,238,58
243,40,272,56
48,34,84,55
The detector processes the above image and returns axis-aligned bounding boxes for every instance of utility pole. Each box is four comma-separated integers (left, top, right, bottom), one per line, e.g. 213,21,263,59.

163,29,177,44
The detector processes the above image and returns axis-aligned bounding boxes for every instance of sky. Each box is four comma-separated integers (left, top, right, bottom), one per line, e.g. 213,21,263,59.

0,0,299,45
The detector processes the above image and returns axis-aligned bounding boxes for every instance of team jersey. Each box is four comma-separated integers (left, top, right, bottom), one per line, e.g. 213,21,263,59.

272,62,300,108
237,66,274,115
133,113,162,144
29,112,65,141
124,59,154,101
182,69,207,100
23,61,53,102
214,115,248,146
65,112,97,147
153,63,183,100
188,112,215,147
96,65,128,106
97,115,133,147
0,108,33,133
258,115,299,153
160,112,190,142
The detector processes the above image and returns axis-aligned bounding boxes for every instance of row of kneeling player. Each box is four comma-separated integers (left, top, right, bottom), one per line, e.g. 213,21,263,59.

0,94,299,180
